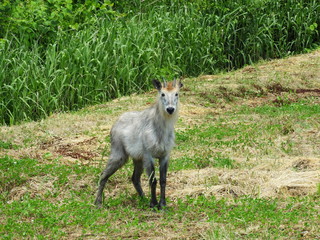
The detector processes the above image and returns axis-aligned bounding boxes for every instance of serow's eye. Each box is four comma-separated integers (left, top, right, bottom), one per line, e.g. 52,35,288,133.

161,93,165,97
175,93,179,97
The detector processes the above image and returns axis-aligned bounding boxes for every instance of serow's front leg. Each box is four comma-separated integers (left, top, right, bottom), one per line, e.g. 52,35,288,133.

145,159,158,208
159,159,168,209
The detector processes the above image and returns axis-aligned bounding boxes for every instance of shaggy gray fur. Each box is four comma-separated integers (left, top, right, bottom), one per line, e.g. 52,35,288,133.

95,79,183,209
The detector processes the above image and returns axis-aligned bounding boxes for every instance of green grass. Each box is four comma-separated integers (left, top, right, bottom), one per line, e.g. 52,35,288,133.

1,92,319,238
0,140,19,150
0,156,319,239
239,99,320,118
175,99,320,160
172,154,237,170
1,47,320,239
1,0,319,125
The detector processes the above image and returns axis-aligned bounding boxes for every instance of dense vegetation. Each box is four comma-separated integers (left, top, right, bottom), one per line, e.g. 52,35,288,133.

1,0,319,125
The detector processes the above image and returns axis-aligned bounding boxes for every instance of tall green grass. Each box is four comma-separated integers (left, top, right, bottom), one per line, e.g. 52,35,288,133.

1,0,319,125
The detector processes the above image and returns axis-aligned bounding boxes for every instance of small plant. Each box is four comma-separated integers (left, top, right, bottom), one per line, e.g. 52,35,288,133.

212,154,236,169
0,140,18,149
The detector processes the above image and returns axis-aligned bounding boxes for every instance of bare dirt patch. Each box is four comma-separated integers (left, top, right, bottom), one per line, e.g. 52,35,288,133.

39,136,100,164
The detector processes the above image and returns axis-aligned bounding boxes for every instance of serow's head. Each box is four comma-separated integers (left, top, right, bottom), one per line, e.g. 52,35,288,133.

153,79,183,116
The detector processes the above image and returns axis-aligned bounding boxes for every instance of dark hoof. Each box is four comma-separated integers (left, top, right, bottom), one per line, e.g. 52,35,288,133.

95,203,103,209
150,201,159,209
94,198,103,209
158,201,167,210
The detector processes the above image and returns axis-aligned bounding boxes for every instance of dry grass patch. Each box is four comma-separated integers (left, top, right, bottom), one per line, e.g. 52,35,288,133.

168,156,320,200
1,50,320,239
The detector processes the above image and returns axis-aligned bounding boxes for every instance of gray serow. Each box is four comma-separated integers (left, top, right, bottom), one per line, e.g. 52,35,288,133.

95,79,183,209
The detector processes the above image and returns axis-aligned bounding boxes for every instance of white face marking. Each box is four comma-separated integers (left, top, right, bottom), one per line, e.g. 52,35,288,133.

160,89,179,115
153,79,183,115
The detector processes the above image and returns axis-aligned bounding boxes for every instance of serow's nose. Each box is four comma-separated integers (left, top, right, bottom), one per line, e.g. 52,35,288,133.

166,107,175,114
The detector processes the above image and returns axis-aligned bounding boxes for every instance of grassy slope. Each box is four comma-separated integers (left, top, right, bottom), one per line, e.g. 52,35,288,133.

1,50,320,239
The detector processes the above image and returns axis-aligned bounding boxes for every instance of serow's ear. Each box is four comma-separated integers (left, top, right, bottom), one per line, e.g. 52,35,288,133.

178,76,184,89
152,79,162,91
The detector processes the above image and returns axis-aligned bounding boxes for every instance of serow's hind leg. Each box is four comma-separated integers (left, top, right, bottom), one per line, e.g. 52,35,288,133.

94,154,127,208
131,160,145,197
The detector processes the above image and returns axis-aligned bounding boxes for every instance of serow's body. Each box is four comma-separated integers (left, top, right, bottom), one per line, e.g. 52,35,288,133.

94,79,183,209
